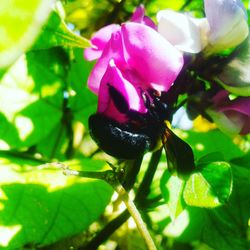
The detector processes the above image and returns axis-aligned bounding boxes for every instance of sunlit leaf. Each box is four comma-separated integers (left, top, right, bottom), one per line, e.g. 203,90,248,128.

0,154,112,249
33,11,90,50
181,129,244,160
160,171,186,220
68,48,97,127
0,0,54,68
184,161,232,207
0,48,67,149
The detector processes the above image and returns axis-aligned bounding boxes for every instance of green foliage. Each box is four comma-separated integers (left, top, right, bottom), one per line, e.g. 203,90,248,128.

0,0,54,68
0,0,249,249
0,155,112,249
33,11,90,50
184,161,232,207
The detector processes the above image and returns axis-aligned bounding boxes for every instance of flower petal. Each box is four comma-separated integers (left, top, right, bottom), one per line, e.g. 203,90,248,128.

121,22,183,92
157,9,209,53
87,31,126,94
204,0,249,52
131,5,157,30
97,59,147,123
209,91,250,135
84,24,120,61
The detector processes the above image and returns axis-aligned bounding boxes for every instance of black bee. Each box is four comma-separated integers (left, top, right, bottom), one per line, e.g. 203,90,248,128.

89,85,195,174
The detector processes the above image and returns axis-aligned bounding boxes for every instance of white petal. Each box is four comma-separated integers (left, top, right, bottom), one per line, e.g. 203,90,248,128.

205,0,249,51
157,9,209,53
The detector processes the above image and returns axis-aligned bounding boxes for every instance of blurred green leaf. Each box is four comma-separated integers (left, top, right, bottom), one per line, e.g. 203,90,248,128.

0,154,112,249
160,171,186,220
0,48,67,149
184,161,232,207
33,11,90,50
180,129,244,160
68,48,97,127
0,0,54,68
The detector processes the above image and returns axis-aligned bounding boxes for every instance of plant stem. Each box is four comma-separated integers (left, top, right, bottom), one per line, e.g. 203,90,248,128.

112,183,157,250
136,148,162,203
80,151,163,249
81,210,130,250
62,158,158,250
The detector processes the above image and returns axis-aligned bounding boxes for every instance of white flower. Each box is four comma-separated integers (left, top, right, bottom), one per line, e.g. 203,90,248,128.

157,0,249,54
204,0,249,53
157,9,209,53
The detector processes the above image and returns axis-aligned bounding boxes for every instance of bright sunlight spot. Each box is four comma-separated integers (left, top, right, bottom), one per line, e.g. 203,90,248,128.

15,116,34,141
0,225,22,247
164,210,190,237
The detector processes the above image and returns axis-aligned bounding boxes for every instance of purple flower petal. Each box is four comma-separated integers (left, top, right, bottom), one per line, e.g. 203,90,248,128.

87,31,126,94
84,24,120,61
121,22,183,92
211,91,250,134
97,60,147,123
131,5,157,30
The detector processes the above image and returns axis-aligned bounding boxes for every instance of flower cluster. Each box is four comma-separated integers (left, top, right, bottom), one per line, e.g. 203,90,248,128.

85,0,250,160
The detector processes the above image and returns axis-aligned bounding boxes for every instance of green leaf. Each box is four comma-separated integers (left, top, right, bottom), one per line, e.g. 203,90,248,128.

160,171,186,220
201,163,250,250
33,11,91,50
182,129,244,160
68,48,97,127
197,152,225,165
0,154,113,249
0,48,67,149
0,0,54,68
184,161,232,207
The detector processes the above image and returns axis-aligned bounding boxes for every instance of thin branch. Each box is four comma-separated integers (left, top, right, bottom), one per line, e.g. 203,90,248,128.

62,162,157,250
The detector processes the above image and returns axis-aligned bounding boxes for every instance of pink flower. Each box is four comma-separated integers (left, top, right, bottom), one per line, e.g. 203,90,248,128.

207,91,250,135
85,8,183,123
131,4,157,30
84,5,155,61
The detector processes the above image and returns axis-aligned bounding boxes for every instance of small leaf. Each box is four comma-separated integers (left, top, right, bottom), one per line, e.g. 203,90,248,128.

33,11,91,50
184,161,232,207
160,171,186,220
0,0,54,68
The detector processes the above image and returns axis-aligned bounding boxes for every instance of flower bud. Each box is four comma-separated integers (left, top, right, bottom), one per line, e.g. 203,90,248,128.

207,91,250,135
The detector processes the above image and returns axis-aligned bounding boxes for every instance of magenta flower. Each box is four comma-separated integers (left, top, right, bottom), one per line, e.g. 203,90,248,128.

85,8,183,123
84,5,155,61
130,4,157,30
207,91,250,135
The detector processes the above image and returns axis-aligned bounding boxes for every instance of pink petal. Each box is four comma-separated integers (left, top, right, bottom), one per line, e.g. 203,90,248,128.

87,31,126,94
84,24,120,61
131,5,157,30
97,60,147,123
121,22,183,92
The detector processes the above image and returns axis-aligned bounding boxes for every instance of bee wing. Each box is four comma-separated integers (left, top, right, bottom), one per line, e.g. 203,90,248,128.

162,125,195,175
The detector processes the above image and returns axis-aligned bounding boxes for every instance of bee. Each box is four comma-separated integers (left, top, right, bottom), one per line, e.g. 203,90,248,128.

89,85,195,174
